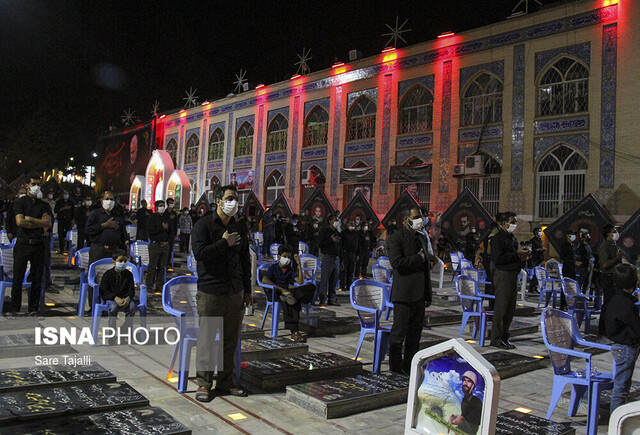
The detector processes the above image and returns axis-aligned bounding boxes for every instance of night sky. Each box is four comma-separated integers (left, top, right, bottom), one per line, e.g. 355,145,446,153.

0,0,566,156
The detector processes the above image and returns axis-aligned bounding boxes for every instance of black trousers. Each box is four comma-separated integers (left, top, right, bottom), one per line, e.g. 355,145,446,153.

11,240,45,313
341,251,357,291
282,284,316,333
58,223,71,253
179,233,190,253
357,250,371,278
147,241,169,291
599,273,616,335
491,269,519,343
389,297,425,374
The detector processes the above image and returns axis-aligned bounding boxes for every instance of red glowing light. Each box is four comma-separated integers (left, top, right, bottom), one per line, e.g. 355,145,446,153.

382,48,398,63
332,61,344,67
438,31,455,38
381,47,395,53
256,84,265,89
603,0,617,5
159,114,166,119
291,74,301,80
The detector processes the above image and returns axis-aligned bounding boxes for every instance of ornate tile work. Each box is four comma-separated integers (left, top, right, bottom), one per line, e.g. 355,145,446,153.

289,96,301,197
396,148,433,165
600,23,617,189
184,164,197,174
264,163,286,179
398,75,435,100
206,171,222,182
224,113,233,182
302,147,327,159
164,133,178,149
331,86,342,196
439,61,452,194
301,159,327,176
234,157,252,167
396,133,433,148
345,141,376,154
535,42,591,76
506,192,526,215
304,97,330,118
265,152,287,163
534,115,589,135
207,161,223,170
267,107,290,125
254,106,264,195
458,125,503,142
458,144,476,163
534,134,589,163
208,122,226,138
380,74,393,195
177,125,185,170
235,114,255,131
511,44,525,191
344,155,375,168
347,88,378,108
199,120,208,194
457,142,504,165
459,60,505,90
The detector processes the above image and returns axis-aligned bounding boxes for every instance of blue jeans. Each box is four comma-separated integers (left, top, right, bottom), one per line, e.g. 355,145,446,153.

106,300,137,328
610,343,640,414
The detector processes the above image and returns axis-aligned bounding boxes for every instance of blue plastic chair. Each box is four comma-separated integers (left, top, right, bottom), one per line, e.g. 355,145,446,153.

450,252,462,282
88,259,147,345
0,230,13,246
455,275,494,347
125,224,137,242
541,308,613,435
461,266,491,286
269,243,280,261
0,245,33,315
130,241,151,280
74,247,91,316
65,229,78,266
299,254,319,285
372,264,394,321
376,256,393,283
186,253,198,277
298,241,309,255
562,277,601,335
536,266,562,308
50,219,58,251
257,262,281,338
350,279,390,373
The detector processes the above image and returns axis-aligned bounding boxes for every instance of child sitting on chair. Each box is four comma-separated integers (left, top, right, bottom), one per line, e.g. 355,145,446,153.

262,244,316,342
99,251,137,330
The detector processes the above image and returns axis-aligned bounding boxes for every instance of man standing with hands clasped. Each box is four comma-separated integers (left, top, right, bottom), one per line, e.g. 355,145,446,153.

387,207,434,374
191,185,252,401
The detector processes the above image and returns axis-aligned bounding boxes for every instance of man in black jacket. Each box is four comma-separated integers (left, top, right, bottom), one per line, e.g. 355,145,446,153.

165,198,179,268
340,220,359,291
191,185,252,401
86,191,127,265
490,212,530,349
146,200,170,293
135,199,151,241
54,190,74,253
386,206,433,374
315,214,341,305
558,229,579,310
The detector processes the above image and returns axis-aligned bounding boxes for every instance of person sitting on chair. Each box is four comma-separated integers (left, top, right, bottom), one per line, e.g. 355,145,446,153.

99,251,136,332
262,244,316,342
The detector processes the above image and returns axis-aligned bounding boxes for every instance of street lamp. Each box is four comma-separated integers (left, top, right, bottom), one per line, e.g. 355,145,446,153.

92,152,98,158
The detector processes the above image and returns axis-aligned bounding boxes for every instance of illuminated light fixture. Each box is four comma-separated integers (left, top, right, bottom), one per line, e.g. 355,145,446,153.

603,0,618,5
291,74,301,80
514,407,532,414
532,355,545,359
255,84,265,89
438,31,455,38
332,61,344,68
201,101,210,106
168,376,179,383
179,300,187,304
353,357,363,361
381,46,395,52
154,292,162,296
92,152,98,157
159,114,166,119
185,273,192,276
45,303,55,307
465,339,476,344
179,109,185,113
228,413,247,421
248,324,257,327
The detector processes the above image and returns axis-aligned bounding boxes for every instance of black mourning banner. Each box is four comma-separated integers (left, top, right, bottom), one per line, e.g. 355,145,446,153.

388,164,432,184
41,178,63,198
194,193,212,217
96,122,154,196
341,190,380,229
440,188,493,251
339,167,375,184
269,193,293,220
300,187,335,221
242,190,264,224
543,194,612,255
381,189,420,232
619,208,640,262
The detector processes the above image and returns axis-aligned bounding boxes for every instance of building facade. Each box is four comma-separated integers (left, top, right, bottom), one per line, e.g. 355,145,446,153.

151,0,636,229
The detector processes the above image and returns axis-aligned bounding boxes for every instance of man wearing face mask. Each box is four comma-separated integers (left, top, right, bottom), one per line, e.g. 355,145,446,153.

54,190,74,254
357,222,374,278
145,200,171,293
10,174,52,315
191,185,252,401
490,212,530,349
315,214,342,305
528,227,545,293
558,229,580,310
309,219,322,257
135,199,151,242
86,191,128,266
386,207,433,374
340,220,359,291
74,195,93,249
165,198,179,268
284,214,301,252
598,224,623,335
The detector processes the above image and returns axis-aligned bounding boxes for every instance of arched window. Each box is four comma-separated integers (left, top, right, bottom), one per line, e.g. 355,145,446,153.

207,175,221,202
347,96,376,141
346,161,373,202
538,57,589,116
208,128,224,161
401,157,431,210
166,138,177,167
266,114,288,152
536,145,587,219
265,170,285,206
235,122,254,157
304,106,329,147
461,73,503,126
185,134,199,165
189,179,197,205
302,165,326,203
399,85,433,134
462,153,502,217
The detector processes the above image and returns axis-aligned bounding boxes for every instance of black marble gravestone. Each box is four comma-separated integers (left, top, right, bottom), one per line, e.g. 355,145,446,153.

482,351,549,379
424,309,463,326
286,372,409,418
3,406,191,434
0,363,115,393
418,332,449,350
241,338,308,362
496,410,575,434
0,381,148,424
0,334,74,358
487,320,539,338
240,352,365,393
299,313,361,337
559,380,640,415
241,323,266,340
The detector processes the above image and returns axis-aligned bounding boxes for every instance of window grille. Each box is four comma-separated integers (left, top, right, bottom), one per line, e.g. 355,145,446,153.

166,139,177,167
185,135,199,165
304,106,329,147
536,145,586,219
235,122,254,157
399,85,433,134
208,129,225,161
266,114,288,152
265,171,285,205
538,58,589,116
347,97,376,141
462,154,501,217
461,73,503,126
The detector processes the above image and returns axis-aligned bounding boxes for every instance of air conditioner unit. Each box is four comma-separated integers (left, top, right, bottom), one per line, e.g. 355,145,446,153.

349,49,363,61
464,155,485,176
301,169,313,185
453,164,465,177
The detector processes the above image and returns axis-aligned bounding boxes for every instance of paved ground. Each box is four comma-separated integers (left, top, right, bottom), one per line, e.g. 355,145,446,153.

0,250,636,434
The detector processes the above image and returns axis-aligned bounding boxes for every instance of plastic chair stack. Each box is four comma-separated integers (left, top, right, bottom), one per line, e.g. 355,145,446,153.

450,252,462,282
74,247,91,316
130,241,151,280
461,266,490,286
536,266,563,308
298,241,309,255
541,308,613,435
125,224,137,242
455,275,494,347
0,245,33,315
562,277,601,335
298,254,319,285
371,264,394,321
350,279,390,373
66,229,79,266
430,257,445,289
0,230,12,246
269,243,280,261
186,253,198,277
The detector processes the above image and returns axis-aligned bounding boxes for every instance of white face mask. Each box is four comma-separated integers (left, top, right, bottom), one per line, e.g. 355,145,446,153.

348,226,355,231
36,189,43,199
63,194,69,200
115,261,126,272
157,206,166,214
569,235,576,242
47,194,53,199
279,257,291,267
333,220,340,229
18,193,26,198
612,232,620,241
29,185,40,196
363,226,368,231
168,203,174,209
85,200,92,207
536,231,542,237
507,223,517,233
221,199,238,217
102,199,115,211
411,217,423,231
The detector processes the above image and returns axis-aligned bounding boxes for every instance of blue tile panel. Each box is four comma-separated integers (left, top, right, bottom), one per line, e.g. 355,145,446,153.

254,106,264,195
380,74,393,194
207,161,223,170
396,148,433,165
267,107,290,125
331,86,343,196
600,23,617,189
396,133,433,148
347,88,378,108
225,112,233,181
457,142,503,165
344,155,375,168
439,61,452,193
458,125,504,142
264,163,286,180
301,159,327,176
459,60,505,89
511,44,525,191
534,115,589,135
534,134,589,163
302,147,327,159
345,141,376,155
304,97,330,118
398,75,435,100
289,96,301,197
535,42,591,76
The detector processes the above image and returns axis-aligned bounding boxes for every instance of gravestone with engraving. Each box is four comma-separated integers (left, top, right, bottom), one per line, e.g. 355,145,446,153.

0,381,148,424
240,352,364,393
496,410,575,434
487,319,539,338
241,338,308,362
424,308,463,326
482,351,549,379
241,323,265,340
287,372,409,418
299,313,361,337
0,364,115,393
0,334,74,358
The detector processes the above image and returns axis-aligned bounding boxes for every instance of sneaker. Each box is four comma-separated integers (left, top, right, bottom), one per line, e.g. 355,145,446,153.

317,297,327,306
291,332,307,343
